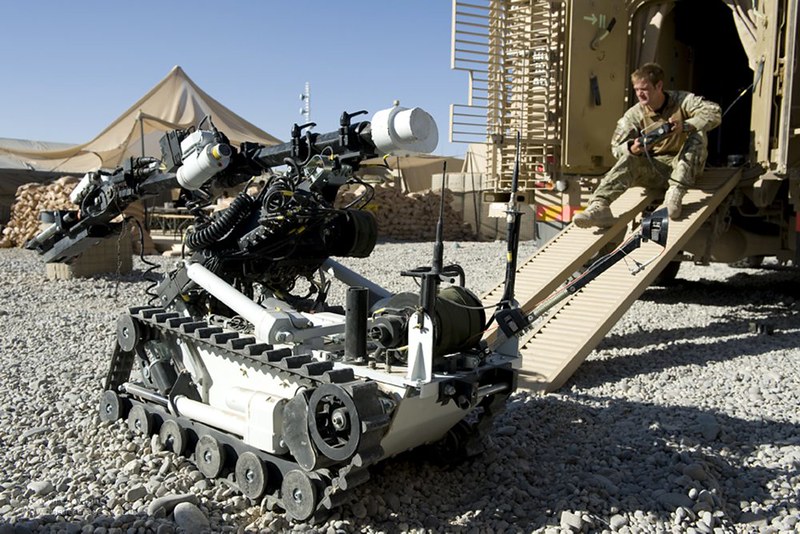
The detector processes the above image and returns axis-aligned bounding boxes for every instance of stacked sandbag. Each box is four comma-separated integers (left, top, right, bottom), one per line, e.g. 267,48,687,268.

0,177,79,248
336,183,476,241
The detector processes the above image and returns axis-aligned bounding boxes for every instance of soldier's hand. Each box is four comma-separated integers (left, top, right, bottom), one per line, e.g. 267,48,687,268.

630,137,643,155
668,117,684,135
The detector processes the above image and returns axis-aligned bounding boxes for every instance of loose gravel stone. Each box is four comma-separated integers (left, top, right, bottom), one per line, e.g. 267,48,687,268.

682,463,708,481
0,245,797,533
173,502,210,532
26,481,54,496
609,513,628,530
560,510,585,531
350,501,367,520
146,493,198,517
124,485,147,503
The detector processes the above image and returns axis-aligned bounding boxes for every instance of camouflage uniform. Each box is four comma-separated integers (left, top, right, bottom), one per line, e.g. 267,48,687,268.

590,90,722,204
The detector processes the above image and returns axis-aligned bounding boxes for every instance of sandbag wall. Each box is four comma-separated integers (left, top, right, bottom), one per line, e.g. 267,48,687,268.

0,177,79,248
336,183,476,241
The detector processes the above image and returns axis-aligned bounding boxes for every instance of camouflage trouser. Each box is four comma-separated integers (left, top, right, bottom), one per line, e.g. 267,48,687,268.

591,133,708,204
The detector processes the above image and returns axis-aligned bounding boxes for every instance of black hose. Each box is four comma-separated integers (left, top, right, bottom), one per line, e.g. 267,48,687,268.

283,157,302,185
186,193,253,250
125,217,161,305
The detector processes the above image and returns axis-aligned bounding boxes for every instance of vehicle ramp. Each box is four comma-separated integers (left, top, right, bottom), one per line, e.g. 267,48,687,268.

482,186,658,317
485,168,741,393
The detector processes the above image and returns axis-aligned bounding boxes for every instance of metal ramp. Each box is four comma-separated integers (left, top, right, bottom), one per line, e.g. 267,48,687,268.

482,186,658,320
484,168,742,392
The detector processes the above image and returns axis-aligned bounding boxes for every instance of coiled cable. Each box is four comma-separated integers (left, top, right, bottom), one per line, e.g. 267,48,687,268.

186,192,253,250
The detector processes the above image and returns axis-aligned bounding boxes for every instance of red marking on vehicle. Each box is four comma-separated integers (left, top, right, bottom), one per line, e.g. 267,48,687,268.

535,204,584,222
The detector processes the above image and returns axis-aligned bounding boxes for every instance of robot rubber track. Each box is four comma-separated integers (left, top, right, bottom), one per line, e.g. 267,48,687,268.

100,306,391,522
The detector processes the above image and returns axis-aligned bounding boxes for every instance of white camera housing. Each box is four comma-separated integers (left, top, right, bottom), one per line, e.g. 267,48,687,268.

370,104,438,155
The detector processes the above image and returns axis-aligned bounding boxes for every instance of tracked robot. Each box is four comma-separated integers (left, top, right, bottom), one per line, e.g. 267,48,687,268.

28,104,669,521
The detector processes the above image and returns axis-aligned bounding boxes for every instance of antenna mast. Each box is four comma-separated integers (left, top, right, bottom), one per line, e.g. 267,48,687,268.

299,82,311,126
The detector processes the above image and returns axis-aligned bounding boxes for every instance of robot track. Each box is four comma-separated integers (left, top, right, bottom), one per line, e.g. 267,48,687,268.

99,305,391,522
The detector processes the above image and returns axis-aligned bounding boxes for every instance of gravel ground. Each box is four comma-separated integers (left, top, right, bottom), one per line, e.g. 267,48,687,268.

0,242,798,534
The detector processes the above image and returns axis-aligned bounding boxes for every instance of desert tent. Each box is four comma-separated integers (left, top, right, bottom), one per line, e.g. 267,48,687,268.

0,65,282,176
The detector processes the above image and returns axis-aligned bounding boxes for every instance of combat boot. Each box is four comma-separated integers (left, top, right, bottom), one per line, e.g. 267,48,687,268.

664,186,686,220
573,199,615,228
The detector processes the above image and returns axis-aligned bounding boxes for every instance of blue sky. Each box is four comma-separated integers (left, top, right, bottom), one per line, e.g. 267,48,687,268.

0,1,467,156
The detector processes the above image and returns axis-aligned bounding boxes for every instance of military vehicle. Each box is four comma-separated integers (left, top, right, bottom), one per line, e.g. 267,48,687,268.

451,0,798,264
450,0,797,390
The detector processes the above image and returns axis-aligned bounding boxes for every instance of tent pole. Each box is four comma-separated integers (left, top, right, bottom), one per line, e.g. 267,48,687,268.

138,111,149,231
139,112,145,157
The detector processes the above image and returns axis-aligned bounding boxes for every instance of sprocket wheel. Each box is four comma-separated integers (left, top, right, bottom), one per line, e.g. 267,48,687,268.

308,384,361,462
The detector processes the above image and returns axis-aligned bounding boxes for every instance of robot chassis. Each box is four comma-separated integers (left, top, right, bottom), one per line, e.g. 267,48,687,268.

28,105,669,522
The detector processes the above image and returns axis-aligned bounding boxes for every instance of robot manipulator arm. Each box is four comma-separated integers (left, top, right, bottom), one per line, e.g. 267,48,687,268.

25,157,169,261
28,104,439,266
25,123,241,261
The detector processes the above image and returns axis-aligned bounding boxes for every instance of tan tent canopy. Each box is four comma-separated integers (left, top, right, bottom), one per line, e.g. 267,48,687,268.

0,65,282,174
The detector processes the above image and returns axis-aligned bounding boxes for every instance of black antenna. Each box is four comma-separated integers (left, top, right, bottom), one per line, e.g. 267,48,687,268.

432,160,447,275
500,132,523,308
415,160,448,323
401,160,469,330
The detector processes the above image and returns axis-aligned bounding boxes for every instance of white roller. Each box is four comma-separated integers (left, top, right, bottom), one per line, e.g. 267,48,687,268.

176,130,232,190
370,104,438,155
173,395,246,436
184,262,309,343
185,262,266,326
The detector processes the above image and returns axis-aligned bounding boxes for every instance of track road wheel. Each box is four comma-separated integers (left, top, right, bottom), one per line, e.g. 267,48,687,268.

159,420,187,455
195,435,226,478
236,452,268,500
99,390,126,422
116,313,141,352
428,420,476,465
127,405,153,436
281,470,320,522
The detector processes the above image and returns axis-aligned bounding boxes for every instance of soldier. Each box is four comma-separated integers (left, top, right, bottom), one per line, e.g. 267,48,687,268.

573,62,722,228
